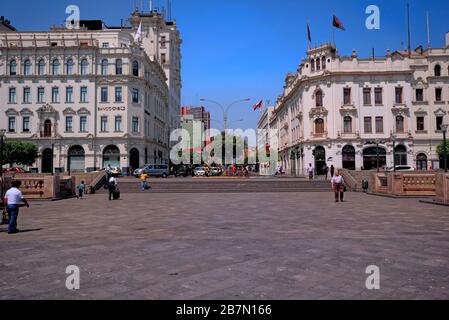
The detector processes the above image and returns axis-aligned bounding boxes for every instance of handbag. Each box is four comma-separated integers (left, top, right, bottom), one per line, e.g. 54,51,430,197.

1,208,9,225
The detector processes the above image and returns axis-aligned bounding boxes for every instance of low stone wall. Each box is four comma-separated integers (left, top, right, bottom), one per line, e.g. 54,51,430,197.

435,173,449,204
372,172,436,197
339,169,377,192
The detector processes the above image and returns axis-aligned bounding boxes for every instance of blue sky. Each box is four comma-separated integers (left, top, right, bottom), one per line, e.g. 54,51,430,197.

2,0,449,130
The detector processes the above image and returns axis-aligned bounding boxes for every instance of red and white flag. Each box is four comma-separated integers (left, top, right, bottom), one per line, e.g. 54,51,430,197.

253,100,263,111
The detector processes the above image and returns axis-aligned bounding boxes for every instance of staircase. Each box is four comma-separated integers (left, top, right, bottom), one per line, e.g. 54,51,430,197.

97,177,332,194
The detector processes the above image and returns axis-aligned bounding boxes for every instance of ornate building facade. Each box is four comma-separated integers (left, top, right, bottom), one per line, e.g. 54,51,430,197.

0,10,182,174
267,32,449,175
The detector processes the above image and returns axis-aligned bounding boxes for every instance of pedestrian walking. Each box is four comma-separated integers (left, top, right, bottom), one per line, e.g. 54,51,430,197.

232,164,237,176
108,176,118,201
140,171,149,191
331,169,346,203
322,164,329,181
77,180,86,199
307,163,314,180
3,180,30,234
330,165,335,178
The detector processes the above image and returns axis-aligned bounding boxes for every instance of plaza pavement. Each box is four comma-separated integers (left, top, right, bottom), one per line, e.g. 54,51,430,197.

1,190,449,300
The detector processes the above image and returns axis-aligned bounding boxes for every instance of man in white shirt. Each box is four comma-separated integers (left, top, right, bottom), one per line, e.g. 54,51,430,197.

108,176,118,201
331,169,346,203
3,180,30,234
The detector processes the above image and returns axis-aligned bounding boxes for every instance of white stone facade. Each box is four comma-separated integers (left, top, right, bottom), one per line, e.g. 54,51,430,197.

267,33,449,175
0,11,181,174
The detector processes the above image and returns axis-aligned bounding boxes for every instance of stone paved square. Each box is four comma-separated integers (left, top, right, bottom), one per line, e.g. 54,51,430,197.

1,191,449,300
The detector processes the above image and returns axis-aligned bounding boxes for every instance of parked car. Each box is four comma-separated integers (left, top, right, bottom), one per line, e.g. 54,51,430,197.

385,165,415,172
2,167,27,174
174,166,193,177
134,164,169,178
193,167,206,177
208,167,221,176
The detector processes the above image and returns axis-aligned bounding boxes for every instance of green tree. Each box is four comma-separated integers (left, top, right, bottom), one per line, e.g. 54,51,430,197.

2,141,38,167
437,142,449,157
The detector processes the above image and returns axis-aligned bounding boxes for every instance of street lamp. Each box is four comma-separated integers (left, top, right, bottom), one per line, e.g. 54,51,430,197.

441,124,448,173
0,129,6,201
200,98,250,132
391,132,397,172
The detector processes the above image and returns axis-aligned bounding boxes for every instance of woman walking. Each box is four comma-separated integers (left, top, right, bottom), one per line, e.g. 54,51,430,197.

331,169,346,203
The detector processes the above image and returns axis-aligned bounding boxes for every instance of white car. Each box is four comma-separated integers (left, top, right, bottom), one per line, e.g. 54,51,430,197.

193,167,206,176
385,165,415,172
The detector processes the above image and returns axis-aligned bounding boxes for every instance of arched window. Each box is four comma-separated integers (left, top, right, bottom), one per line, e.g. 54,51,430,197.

434,64,441,77
394,145,408,166
38,59,46,75
343,116,352,133
66,59,74,75
43,119,52,137
316,58,321,71
416,153,428,171
322,56,326,69
115,59,123,75
396,115,405,133
315,118,324,135
80,59,89,75
101,59,108,75
132,60,139,77
315,90,323,107
310,59,315,72
10,59,17,75
23,59,32,76
52,59,60,75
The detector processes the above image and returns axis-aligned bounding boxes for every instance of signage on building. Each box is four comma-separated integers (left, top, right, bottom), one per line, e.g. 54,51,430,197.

98,106,126,112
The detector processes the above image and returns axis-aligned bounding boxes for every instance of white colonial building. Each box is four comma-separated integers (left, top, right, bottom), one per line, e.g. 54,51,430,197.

267,32,449,175
0,9,181,174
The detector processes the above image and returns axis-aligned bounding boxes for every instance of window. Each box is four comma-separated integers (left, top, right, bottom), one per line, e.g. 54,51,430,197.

80,116,87,132
66,59,74,75
9,59,17,75
315,118,324,134
375,116,383,133
115,59,122,75
132,61,139,76
43,120,52,137
66,87,73,103
363,88,371,105
115,116,122,132
396,116,405,133
395,87,403,104
161,36,166,48
322,56,326,69
23,88,31,103
52,87,60,103
343,88,351,105
436,116,444,131
23,59,31,75
52,59,60,75
38,88,45,103
316,58,321,71
80,59,89,75
115,87,123,102
22,117,30,133
132,117,139,133
434,65,441,77
38,59,46,75
343,116,352,133
100,116,108,132
315,90,323,107
132,88,139,103
416,89,424,102
436,88,443,102
102,42,109,48
8,117,16,132
9,88,16,103
101,59,108,75
416,116,425,131
374,88,383,105
161,53,166,64
65,116,73,132
80,87,88,102
101,87,108,102
310,59,315,72
364,117,372,133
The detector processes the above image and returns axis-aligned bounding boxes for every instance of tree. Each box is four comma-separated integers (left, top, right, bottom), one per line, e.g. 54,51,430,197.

2,141,38,167
437,142,449,157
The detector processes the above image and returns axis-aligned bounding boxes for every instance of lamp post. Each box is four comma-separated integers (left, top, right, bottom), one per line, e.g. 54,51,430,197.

0,129,6,200
441,124,448,173
392,132,397,172
200,98,250,132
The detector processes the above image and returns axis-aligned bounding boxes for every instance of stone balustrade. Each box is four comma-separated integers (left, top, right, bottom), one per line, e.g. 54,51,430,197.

435,173,449,205
372,172,436,196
